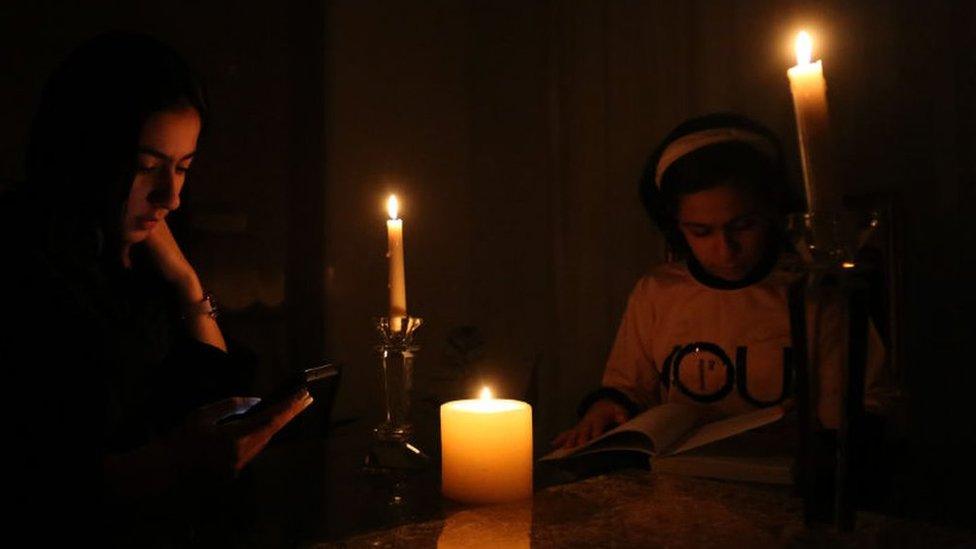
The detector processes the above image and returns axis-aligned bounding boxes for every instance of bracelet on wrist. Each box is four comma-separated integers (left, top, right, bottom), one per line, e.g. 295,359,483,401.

181,291,219,320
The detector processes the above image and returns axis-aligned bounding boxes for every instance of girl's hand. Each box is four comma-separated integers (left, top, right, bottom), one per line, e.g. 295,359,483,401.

551,399,630,449
176,390,314,480
144,219,203,303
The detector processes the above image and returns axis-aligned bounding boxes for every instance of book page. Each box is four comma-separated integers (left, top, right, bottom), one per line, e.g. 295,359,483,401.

545,431,656,460
653,453,793,485
653,428,795,484
542,402,701,461
664,404,785,456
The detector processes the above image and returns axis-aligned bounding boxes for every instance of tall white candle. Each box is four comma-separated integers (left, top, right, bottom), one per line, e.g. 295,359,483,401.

787,31,833,211
441,387,533,504
386,195,407,323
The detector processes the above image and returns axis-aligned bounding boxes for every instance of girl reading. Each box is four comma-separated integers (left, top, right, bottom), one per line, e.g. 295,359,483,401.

554,113,892,449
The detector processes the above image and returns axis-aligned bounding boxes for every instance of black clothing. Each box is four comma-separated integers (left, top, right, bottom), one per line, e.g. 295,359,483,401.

2,194,253,544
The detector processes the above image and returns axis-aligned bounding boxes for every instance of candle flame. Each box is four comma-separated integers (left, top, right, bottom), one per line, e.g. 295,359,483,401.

795,31,813,65
479,386,493,400
387,194,399,220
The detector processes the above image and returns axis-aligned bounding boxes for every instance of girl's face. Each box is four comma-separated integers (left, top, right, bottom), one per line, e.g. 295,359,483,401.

121,105,201,244
676,184,772,282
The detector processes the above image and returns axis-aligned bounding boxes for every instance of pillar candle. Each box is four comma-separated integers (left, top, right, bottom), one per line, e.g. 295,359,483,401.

441,387,533,504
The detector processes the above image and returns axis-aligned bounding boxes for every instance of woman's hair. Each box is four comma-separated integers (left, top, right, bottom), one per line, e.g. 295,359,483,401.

23,32,207,259
638,113,798,255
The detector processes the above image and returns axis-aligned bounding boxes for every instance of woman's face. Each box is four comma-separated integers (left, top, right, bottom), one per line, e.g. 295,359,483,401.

121,106,201,244
676,184,772,282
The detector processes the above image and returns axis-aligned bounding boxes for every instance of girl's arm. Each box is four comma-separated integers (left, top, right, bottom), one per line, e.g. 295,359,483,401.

144,220,227,351
812,288,898,429
599,278,662,411
553,279,662,448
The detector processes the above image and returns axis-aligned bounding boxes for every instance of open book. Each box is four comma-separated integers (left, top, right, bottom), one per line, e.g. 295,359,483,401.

542,403,792,484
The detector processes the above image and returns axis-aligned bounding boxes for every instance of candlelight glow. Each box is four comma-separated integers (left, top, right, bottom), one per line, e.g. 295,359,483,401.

479,386,493,400
387,194,399,220
795,31,813,65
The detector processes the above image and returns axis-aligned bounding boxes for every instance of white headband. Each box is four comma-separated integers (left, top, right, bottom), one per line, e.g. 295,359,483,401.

654,127,777,188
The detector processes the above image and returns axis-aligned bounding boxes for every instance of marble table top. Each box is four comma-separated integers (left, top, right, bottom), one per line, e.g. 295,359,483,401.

315,470,972,548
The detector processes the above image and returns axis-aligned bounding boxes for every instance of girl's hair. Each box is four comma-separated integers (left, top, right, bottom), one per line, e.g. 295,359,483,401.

638,113,798,255
23,32,207,259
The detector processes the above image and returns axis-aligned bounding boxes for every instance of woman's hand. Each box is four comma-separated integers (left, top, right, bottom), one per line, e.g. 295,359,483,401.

551,399,630,449
176,389,314,480
103,390,313,499
144,219,203,303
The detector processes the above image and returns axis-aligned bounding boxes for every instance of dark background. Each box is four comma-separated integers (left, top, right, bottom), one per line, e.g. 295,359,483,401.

2,0,973,522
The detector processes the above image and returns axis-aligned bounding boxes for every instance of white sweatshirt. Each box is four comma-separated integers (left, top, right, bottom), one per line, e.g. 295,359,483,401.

602,258,893,428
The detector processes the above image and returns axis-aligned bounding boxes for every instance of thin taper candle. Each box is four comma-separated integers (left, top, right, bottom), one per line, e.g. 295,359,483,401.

787,31,833,211
386,195,407,323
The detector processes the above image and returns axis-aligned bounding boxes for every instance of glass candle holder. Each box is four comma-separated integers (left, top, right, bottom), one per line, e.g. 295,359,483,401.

365,316,429,472
787,210,879,271
786,209,882,531
374,316,423,441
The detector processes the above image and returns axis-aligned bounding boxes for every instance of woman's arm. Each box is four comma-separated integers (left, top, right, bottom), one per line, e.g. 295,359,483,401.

144,220,227,351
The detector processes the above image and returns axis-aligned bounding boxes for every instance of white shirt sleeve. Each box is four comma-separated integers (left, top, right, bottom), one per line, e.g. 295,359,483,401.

811,286,896,429
601,278,663,410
